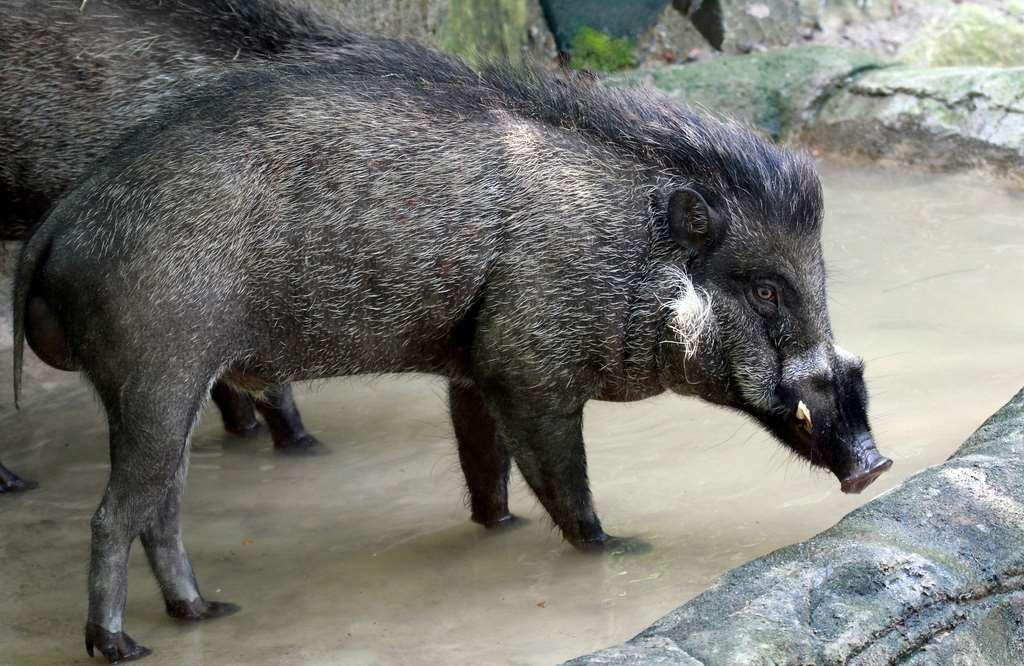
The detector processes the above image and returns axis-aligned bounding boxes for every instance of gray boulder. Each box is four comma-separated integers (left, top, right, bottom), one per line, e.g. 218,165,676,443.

635,4,710,67
804,65,1024,184
567,387,1024,665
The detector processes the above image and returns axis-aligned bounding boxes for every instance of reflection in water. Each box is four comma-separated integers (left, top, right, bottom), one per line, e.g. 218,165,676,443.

1,164,1022,664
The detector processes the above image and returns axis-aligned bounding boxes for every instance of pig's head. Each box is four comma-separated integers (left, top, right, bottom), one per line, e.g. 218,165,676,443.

655,163,891,494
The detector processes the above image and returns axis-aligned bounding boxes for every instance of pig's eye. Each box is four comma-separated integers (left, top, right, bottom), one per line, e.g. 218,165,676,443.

754,284,778,305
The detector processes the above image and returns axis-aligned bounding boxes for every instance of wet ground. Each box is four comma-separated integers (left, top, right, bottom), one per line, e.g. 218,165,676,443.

1,163,1022,665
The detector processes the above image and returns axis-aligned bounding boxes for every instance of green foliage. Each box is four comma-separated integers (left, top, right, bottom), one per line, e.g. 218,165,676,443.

568,26,634,72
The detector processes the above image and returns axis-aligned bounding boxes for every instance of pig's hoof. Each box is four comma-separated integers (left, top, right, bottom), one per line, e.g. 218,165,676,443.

576,535,652,556
84,623,151,663
166,597,241,621
477,512,526,529
0,474,38,494
274,433,329,456
224,420,262,438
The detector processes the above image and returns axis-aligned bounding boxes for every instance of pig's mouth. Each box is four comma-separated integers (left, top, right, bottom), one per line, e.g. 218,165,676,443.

766,405,893,493
837,435,893,494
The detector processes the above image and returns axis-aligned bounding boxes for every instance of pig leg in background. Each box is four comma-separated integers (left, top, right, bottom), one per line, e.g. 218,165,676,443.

85,375,233,663
140,449,239,622
0,460,37,493
487,393,648,554
449,381,516,527
253,384,326,455
209,381,260,436
210,382,325,454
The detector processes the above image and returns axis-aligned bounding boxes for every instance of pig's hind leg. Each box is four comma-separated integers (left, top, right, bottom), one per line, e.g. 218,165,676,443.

254,383,326,455
85,371,235,663
140,449,240,622
449,381,516,527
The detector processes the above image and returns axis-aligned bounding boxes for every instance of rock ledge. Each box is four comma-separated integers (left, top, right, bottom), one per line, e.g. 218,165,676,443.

567,388,1024,665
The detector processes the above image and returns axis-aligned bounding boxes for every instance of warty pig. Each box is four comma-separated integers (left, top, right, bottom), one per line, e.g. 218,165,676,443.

13,47,890,662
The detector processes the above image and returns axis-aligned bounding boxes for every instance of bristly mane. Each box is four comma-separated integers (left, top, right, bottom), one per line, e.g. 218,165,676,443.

117,0,359,54
478,63,824,233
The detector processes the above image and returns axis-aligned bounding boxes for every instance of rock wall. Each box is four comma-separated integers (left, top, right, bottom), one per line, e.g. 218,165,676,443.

332,0,806,71
328,0,557,66
567,387,1024,665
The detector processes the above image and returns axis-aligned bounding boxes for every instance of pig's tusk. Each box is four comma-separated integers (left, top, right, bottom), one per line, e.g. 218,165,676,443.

795,400,813,434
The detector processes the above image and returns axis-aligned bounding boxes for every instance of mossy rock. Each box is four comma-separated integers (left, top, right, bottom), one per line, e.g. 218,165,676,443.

902,4,1024,68
607,45,884,140
440,0,529,67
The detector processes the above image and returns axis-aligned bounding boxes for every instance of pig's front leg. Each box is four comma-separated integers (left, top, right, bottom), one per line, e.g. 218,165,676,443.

449,381,516,527
0,460,37,493
209,381,260,436
487,392,647,553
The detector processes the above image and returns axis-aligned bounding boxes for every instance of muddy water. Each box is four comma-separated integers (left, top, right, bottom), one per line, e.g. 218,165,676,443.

1,163,1022,664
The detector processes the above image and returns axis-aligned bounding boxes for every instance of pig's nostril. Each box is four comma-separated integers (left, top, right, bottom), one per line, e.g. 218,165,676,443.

840,454,893,494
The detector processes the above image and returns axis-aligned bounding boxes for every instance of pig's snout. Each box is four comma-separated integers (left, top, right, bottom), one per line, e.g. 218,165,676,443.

838,435,892,494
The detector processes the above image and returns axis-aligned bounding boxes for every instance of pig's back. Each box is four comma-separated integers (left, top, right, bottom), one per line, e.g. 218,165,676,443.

45,66,650,378
0,1,222,234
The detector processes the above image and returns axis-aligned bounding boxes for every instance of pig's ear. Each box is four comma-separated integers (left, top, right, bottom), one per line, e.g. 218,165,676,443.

668,188,719,254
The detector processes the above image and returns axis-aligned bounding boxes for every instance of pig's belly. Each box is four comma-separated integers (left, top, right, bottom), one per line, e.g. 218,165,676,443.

261,266,486,379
